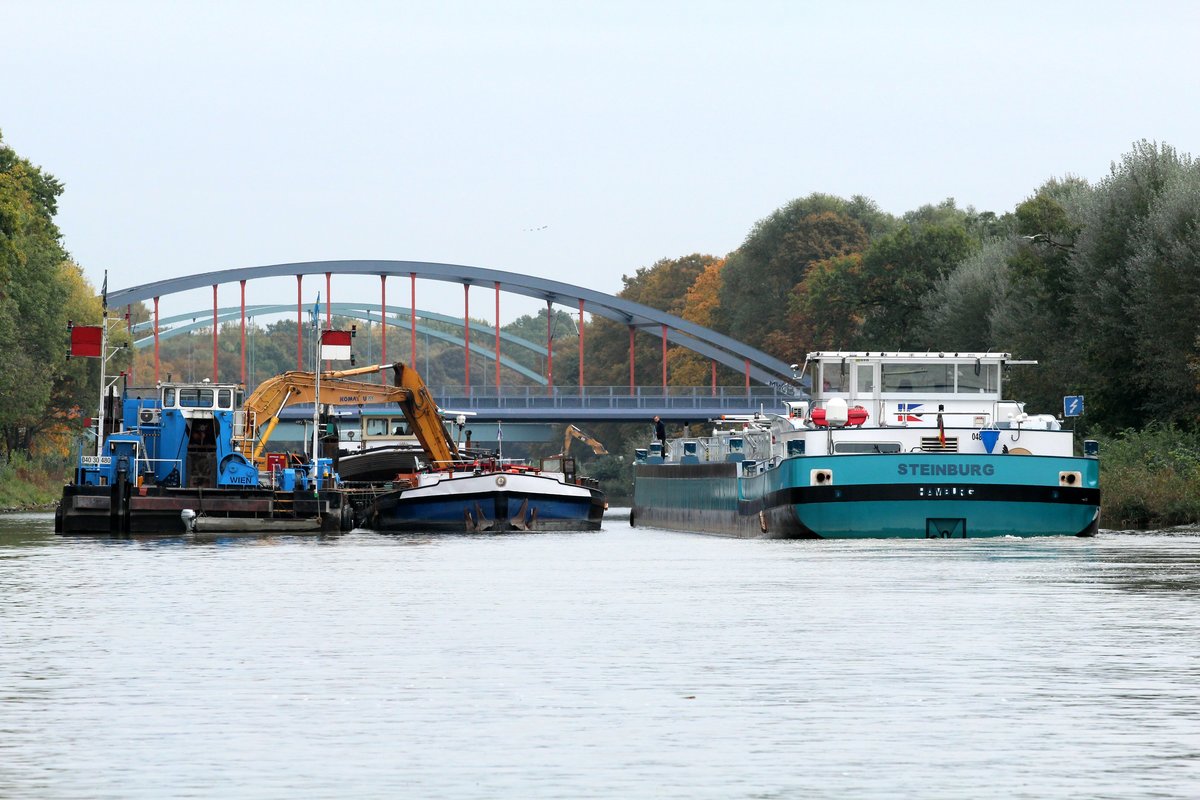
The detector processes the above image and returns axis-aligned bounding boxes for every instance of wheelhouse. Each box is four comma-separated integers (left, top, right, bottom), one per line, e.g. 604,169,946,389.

809,352,1006,404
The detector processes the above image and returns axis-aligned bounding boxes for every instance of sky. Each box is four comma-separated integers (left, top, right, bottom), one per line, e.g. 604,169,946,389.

4,0,1199,324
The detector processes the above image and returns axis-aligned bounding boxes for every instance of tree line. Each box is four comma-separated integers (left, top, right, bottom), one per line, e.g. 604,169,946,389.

5,132,1199,468
588,140,1200,440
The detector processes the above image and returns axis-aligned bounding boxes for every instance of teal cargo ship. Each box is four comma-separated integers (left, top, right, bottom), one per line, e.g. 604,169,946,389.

632,352,1100,539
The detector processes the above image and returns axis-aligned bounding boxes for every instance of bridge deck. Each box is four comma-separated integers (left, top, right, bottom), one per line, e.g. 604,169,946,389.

280,385,803,422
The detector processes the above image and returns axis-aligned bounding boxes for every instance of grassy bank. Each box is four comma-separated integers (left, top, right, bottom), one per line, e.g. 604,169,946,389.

0,454,69,511
1095,425,1200,530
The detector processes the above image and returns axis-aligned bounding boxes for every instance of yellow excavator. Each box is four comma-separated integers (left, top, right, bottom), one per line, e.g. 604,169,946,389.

241,362,459,470
563,424,607,456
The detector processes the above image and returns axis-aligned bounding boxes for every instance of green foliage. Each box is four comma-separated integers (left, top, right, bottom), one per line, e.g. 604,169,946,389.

1095,425,1200,529
856,215,978,348
582,454,634,504
0,451,70,509
922,238,1012,352
717,195,874,350
1068,141,1196,430
0,132,77,459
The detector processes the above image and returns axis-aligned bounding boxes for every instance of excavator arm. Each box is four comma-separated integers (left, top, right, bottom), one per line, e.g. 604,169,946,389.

564,424,608,455
243,362,459,469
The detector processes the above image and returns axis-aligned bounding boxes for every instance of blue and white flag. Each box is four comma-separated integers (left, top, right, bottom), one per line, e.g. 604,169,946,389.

310,293,322,329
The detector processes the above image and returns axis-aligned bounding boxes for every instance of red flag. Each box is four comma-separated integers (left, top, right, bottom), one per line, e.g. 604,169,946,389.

937,410,946,446
320,329,352,361
70,325,103,358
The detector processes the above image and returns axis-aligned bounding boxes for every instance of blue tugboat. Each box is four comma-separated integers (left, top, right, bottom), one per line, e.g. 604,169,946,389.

55,378,349,535
632,352,1099,538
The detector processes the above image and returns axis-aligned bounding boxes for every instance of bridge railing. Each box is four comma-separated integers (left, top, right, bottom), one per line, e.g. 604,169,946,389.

428,384,803,412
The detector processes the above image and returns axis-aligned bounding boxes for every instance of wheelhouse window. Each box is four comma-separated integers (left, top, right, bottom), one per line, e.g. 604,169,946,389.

856,364,876,394
178,388,215,408
217,389,232,408
162,388,176,407
365,418,390,437
956,363,999,393
881,363,954,393
820,363,848,392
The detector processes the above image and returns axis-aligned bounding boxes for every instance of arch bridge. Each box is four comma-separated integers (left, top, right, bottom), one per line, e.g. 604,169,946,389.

107,260,799,416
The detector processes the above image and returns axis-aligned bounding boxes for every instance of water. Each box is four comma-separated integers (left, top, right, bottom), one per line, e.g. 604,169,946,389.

2,511,1198,799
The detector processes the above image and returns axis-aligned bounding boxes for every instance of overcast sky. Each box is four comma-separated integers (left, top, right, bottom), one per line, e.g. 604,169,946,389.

5,0,1198,322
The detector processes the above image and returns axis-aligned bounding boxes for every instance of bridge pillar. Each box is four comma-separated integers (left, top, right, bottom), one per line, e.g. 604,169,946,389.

324,272,332,370
628,325,635,393
153,296,160,384
380,275,387,370
546,299,556,394
661,324,668,393
410,273,417,367
494,282,501,393
578,299,585,392
125,305,133,382
240,280,247,385
211,284,218,382
463,283,471,392
295,275,303,370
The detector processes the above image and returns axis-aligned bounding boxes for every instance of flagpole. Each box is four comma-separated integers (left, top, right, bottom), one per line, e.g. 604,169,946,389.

312,313,321,489
96,271,108,459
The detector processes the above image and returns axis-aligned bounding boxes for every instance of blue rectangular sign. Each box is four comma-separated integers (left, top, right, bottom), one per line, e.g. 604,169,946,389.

1063,395,1084,417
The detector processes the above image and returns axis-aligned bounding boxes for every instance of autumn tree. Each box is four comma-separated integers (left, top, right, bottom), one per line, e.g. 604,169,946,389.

667,258,735,385
583,254,718,386
0,132,79,459
717,194,881,354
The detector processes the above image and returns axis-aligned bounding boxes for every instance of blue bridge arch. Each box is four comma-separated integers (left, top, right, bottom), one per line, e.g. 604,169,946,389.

107,259,795,386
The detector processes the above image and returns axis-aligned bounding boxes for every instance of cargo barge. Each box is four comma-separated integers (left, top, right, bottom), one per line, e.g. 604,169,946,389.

632,352,1100,539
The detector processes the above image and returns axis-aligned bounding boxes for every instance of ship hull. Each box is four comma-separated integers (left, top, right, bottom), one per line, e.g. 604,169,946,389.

633,453,1100,539
56,484,348,535
365,471,606,533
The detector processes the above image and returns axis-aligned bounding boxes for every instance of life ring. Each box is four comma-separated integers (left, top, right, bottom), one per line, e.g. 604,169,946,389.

810,406,869,427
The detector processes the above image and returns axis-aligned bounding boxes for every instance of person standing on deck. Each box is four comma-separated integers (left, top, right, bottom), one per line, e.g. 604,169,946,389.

654,415,666,450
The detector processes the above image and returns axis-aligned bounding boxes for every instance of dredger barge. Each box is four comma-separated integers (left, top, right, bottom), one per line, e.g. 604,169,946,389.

56,360,604,535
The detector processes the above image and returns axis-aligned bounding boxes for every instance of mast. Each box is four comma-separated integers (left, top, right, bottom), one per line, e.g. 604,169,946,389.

95,271,109,459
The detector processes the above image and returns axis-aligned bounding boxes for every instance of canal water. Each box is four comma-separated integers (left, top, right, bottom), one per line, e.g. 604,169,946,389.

1,511,1198,799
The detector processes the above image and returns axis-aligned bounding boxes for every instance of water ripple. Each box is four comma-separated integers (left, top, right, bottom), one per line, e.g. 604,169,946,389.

1,514,1198,798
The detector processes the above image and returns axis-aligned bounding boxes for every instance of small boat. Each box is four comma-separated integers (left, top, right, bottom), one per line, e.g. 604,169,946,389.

362,456,606,533
632,351,1100,539
336,444,426,482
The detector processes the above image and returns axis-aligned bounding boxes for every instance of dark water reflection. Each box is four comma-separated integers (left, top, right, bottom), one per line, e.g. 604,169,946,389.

1,512,1198,798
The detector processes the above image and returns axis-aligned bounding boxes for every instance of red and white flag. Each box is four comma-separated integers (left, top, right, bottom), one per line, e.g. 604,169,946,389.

320,329,352,361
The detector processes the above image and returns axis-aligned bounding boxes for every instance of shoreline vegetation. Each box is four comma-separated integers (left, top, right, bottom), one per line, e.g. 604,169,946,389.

5,426,1198,530
0,454,68,512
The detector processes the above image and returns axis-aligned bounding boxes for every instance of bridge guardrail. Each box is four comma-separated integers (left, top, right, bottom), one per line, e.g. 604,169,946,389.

430,384,802,412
